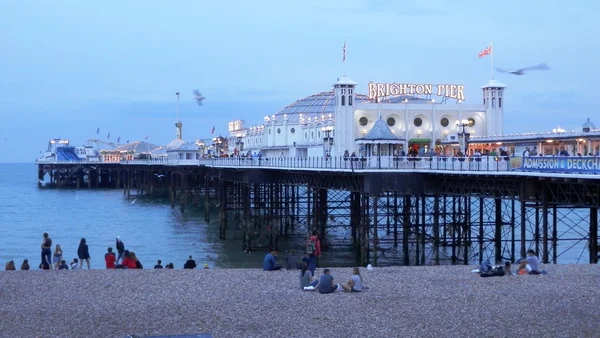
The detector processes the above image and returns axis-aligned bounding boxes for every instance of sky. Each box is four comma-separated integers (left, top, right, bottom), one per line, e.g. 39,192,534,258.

0,0,597,162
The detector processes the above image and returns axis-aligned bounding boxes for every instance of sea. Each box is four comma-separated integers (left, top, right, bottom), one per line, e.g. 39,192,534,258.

0,163,266,270
0,163,593,270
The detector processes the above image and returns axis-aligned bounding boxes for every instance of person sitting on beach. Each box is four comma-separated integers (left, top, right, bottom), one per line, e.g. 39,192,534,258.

130,252,143,269
300,262,319,290
121,251,138,269
70,258,79,269
105,247,116,269
341,267,364,292
263,248,281,271
5,260,16,271
40,260,50,270
504,261,512,276
20,259,30,270
184,255,197,269
58,260,69,270
154,260,163,269
165,263,174,269
317,269,338,294
286,250,299,270
525,249,541,275
203,263,209,269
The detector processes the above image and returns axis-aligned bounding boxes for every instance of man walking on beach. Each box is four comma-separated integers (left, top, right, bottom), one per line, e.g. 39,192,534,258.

307,231,321,275
41,232,52,270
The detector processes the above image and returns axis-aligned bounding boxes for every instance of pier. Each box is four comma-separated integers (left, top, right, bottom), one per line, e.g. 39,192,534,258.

36,155,600,266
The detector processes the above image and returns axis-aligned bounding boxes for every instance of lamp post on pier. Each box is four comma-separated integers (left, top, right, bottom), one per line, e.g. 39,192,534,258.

456,119,470,155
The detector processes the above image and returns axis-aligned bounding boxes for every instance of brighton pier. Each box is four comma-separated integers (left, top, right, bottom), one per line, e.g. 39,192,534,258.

35,75,600,267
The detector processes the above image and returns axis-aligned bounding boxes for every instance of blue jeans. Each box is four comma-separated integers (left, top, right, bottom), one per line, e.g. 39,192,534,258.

309,255,317,275
310,280,319,288
41,249,52,267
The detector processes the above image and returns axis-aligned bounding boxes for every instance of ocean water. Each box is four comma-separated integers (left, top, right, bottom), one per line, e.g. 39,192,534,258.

0,163,264,270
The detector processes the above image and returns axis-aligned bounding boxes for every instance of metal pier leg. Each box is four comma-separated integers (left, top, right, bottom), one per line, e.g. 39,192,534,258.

478,197,484,264
403,195,411,266
535,204,540,258
495,197,502,264
451,196,457,264
372,196,379,267
393,193,399,247
542,202,549,264
552,205,558,264
204,179,210,222
350,191,360,264
243,184,251,252
218,179,227,240
415,196,420,266
511,198,516,262
520,201,527,258
421,196,426,265
433,195,440,265
590,207,598,264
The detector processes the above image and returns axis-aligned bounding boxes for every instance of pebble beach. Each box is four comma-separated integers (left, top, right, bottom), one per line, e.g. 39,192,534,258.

1,265,599,338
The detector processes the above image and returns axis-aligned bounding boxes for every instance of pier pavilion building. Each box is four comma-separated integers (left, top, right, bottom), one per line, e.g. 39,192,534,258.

226,76,506,157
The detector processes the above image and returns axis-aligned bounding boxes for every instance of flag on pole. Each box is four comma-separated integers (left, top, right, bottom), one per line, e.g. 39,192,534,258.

96,127,99,135
342,40,346,62
107,132,110,139
211,126,215,134
478,45,492,58
117,136,120,143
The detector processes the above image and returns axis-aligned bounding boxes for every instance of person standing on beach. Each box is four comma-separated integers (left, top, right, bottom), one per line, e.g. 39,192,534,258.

41,233,52,270
307,231,321,275
105,248,116,269
52,244,63,270
77,238,91,269
115,237,125,264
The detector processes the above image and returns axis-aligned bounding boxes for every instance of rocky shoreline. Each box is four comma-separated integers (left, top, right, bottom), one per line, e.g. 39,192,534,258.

1,265,598,337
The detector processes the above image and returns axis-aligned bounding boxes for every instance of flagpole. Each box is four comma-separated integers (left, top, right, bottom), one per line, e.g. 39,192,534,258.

176,92,180,122
490,42,494,79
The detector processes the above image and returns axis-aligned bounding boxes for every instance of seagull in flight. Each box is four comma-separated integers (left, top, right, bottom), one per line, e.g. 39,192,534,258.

155,173,165,178
193,90,206,106
495,63,549,75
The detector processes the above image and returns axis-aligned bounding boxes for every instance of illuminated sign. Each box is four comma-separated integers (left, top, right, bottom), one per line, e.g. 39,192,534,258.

368,83,465,101
520,156,600,174
228,120,245,132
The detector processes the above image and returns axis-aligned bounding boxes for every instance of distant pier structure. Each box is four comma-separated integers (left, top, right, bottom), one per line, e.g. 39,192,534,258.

34,74,600,266
36,156,600,266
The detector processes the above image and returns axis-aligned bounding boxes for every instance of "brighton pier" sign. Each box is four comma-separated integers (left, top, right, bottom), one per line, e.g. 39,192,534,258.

368,82,465,101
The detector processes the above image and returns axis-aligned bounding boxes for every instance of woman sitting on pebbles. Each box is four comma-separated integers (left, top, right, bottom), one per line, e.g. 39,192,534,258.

5,260,16,271
340,267,364,292
299,262,319,290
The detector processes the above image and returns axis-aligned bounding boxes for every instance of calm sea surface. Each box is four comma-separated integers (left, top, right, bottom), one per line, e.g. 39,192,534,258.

0,163,264,269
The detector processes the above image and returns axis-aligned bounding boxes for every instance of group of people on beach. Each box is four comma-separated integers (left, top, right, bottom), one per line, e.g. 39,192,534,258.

479,249,546,277
262,230,366,293
3,233,209,271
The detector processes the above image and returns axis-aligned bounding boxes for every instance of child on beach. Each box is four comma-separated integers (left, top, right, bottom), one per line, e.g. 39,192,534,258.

58,260,69,270
70,258,79,269
20,259,30,270
5,260,16,271
105,248,116,269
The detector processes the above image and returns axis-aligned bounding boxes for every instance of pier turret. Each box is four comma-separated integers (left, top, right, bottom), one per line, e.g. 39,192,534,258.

333,75,357,156
482,79,506,136
176,121,183,140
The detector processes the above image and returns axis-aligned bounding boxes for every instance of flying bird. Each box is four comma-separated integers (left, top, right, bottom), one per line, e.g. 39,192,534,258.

495,63,549,75
194,90,206,106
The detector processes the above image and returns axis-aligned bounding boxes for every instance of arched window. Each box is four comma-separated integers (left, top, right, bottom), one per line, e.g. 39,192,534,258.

492,98,496,108
341,95,346,106
499,98,502,108
349,95,353,106
483,98,486,106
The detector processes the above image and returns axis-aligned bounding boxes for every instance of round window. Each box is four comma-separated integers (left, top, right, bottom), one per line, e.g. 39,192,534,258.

290,128,295,134
387,117,396,127
414,118,423,127
359,117,368,126
277,128,281,134
440,118,449,127
468,118,476,127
